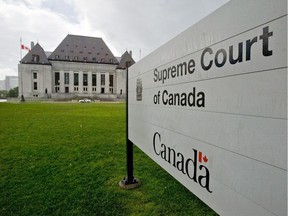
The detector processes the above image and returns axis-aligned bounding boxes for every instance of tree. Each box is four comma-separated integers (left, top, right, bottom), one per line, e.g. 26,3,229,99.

0,90,8,99
8,87,18,98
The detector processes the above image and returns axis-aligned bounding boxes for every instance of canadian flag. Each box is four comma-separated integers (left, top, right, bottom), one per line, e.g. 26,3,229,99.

21,44,30,52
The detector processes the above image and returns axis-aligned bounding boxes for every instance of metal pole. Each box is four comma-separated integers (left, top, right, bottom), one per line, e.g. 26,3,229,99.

20,38,25,102
119,61,140,189
126,61,133,182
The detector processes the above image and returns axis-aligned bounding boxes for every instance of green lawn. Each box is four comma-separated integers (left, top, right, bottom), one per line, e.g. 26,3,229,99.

0,102,217,216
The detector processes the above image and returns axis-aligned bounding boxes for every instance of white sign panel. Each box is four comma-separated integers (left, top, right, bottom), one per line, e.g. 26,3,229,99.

128,0,287,215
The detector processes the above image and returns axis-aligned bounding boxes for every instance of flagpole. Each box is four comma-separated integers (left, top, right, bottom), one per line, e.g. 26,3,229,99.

20,37,25,102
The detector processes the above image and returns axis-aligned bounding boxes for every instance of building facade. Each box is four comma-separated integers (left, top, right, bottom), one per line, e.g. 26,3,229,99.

18,34,134,100
0,76,18,91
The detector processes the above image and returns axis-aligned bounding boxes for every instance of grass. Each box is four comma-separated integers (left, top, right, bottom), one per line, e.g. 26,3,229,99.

0,102,218,216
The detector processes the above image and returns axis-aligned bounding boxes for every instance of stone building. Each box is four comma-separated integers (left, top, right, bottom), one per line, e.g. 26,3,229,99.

18,34,134,100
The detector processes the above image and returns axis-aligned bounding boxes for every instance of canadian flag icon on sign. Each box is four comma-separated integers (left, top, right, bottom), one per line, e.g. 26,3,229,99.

198,151,208,163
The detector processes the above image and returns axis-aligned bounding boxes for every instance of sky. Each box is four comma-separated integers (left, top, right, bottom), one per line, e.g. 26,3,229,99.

0,0,229,80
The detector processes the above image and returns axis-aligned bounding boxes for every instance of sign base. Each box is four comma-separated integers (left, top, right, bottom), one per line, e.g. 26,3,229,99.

119,177,141,190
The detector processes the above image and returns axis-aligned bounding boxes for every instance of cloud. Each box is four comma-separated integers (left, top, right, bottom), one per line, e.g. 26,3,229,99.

0,0,229,80
72,0,230,60
0,0,78,79
0,66,17,79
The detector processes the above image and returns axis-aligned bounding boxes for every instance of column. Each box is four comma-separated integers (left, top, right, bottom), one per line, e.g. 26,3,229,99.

60,70,65,93
88,72,92,94
96,73,101,94
105,72,109,94
79,71,83,94
69,71,74,93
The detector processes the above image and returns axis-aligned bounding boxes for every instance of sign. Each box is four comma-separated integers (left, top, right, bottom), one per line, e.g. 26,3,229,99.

128,0,287,215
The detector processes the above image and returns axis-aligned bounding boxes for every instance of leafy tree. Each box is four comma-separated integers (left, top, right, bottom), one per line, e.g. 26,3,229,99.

0,90,8,99
8,87,18,98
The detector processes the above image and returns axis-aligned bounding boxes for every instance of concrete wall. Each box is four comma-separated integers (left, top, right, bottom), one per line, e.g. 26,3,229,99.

116,68,126,97
18,60,127,99
51,61,124,97
18,63,52,98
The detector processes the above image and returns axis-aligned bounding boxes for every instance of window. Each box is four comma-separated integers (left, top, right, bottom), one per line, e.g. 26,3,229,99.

83,57,87,61
64,72,69,84
74,56,78,60
65,56,69,60
33,72,37,79
33,82,37,90
92,57,96,62
92,74,97,86
55,72,60,85
101,74,105,85
55,55,60,59
74,73,79,86
101,87,105,94
109,74,114,94
109,75,113,87
32,55,40,62
83,73,88,86
65,87,69,93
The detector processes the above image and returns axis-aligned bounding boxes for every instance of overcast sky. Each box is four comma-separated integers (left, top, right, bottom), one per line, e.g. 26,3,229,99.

0,0,229,80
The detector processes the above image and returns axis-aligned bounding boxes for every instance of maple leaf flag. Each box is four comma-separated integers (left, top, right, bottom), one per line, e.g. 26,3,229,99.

21,44,30,52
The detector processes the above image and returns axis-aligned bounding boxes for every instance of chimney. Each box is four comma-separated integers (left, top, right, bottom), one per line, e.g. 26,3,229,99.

129,50,132,57
31,41,34,49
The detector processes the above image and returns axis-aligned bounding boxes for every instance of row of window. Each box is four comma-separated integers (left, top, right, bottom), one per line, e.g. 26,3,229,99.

64,86,110,94
40,85,111,94
54,55,114,63
32,71,114,93
61,48,108,53
54,72,114,87
30,54,114,63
